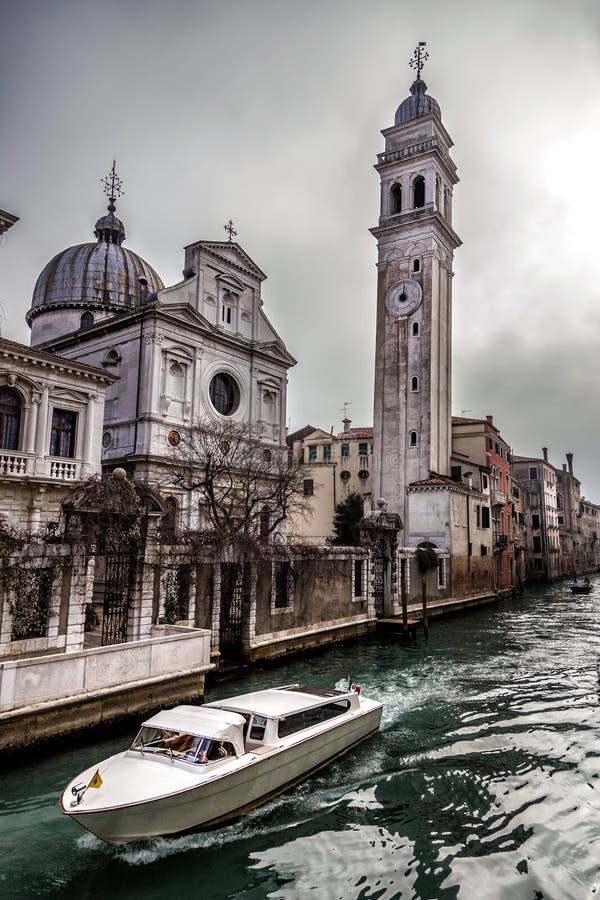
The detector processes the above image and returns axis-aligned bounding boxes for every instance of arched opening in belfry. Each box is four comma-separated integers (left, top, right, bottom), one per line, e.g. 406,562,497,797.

409,430,419,447
390,183,402,214
413,176,425,209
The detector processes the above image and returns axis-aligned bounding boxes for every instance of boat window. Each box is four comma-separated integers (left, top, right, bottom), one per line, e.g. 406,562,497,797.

130,728,213,763
249,715,267,741
278,701,351,739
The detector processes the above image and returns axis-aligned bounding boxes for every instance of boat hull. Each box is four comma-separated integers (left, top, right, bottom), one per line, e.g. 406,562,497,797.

64,700,382,845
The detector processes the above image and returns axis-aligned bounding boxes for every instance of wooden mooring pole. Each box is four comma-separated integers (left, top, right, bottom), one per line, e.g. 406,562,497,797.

421,578,429,638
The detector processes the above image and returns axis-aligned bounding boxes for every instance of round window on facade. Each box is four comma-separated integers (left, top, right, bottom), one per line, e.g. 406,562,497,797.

209,372,240,416
167,429,181,447
340,470,351,481
102,431,112,449
358,469,369,480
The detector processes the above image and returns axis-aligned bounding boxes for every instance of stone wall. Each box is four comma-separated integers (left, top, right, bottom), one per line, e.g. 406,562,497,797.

0,542,93,659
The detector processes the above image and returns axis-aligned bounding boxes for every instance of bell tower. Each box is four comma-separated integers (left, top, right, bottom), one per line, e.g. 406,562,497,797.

371,44,461,537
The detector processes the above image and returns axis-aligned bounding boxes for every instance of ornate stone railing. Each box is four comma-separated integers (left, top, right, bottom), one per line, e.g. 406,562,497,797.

0,452,31,475
48,459,79,480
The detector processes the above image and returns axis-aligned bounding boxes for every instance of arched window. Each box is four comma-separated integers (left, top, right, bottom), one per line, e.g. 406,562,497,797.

103,349,121,368
409,431,418,447
390,183,402,214
412,258,420,273
80,311,94,329
260,507,271,539
412,322,420,337
0,386,21,450
557,493,563,510
413,176,425,209
410,376,419,392
161,496,179,543
169,362,185,400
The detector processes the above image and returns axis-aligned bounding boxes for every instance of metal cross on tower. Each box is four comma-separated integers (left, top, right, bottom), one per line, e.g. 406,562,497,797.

224,219,238,242
101,160,124,210
409,41,429,79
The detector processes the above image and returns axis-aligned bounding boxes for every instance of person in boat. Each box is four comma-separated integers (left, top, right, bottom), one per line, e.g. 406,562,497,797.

584,577,591,584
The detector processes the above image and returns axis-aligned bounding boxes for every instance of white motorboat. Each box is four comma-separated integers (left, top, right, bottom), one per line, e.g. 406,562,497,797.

59,683,383,845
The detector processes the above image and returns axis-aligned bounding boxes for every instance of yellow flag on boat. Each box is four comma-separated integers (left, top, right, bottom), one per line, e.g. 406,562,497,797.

88,770,103,789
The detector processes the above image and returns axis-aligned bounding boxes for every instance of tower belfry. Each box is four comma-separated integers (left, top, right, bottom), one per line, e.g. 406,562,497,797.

371,44,461,541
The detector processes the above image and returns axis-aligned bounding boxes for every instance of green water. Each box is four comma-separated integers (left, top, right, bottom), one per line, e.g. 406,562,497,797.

2,580,600,899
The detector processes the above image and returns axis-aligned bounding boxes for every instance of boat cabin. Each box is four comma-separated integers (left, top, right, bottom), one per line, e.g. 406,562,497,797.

206,684,360,750
127,685,360,768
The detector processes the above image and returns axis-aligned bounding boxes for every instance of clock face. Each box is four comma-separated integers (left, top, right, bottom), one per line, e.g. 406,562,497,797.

385,279,422,318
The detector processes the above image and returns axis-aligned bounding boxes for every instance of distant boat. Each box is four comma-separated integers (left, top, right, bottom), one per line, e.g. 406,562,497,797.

571,578,592,594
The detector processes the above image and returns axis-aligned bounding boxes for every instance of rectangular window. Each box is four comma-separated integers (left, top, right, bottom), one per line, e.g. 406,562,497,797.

308,445,317,462
531,514,540,529
481,544,488,557
358,442,368,457
476,505,481,528
303,479,314,497
323,444,332,461
354,559,364,598
341,444,350,457
481,506,490,528
451,465,462,482
482,474,488,490
533,536,542,552
11,568,53,641
437,558,446,588
221,305,232,324
274,562,290,608
50,409,77,458
529,467,538,480
558,515,564,525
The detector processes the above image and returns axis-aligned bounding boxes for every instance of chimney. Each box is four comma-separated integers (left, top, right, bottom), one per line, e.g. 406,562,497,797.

342,417,351,433
562,463,567,472
542,447,548,463
566,452,573,475
486,415,494,424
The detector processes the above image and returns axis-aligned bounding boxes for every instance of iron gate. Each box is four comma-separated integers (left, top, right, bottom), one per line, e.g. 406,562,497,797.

372,554,385,617
102,552,131,646
219,562,250,657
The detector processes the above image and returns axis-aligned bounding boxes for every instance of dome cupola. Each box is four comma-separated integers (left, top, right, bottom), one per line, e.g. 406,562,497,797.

27,162,163,345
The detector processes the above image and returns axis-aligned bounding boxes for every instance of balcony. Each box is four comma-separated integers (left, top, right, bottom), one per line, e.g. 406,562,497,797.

491,490,507,507
0,451,80,482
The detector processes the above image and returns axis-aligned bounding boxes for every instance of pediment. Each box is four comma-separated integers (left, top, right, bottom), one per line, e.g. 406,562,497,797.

50,388,89,404
198,242,267,281
156,302,213,331
256,339,297,366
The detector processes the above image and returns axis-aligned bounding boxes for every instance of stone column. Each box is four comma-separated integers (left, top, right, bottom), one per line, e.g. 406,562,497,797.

35,384,49,472
82,392,96,467
25,393,40,454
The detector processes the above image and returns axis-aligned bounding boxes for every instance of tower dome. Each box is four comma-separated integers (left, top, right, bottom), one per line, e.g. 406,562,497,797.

27,164,164,345
395,77,441,125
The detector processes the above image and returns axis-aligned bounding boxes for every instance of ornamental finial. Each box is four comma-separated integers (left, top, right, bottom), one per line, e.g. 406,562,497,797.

409,41,429,80
224,219,238,242
101,160,125,213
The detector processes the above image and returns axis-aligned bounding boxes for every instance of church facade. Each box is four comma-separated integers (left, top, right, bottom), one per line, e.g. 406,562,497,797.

27,176,295,530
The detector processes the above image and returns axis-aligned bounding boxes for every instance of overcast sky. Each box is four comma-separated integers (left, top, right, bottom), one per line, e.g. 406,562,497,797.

2,0,600,497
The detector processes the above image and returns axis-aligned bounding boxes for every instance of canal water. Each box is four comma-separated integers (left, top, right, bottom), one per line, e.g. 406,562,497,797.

2,580,600,899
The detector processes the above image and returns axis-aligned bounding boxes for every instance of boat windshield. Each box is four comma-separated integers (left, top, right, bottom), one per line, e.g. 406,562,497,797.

130,727,214,763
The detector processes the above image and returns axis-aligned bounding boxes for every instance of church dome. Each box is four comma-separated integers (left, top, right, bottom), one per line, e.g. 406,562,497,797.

395,77,441,125
27,194,164,328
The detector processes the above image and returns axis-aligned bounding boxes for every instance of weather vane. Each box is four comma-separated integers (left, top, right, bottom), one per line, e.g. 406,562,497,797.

409,41,429,79
101,160,124,210
224,219,238,242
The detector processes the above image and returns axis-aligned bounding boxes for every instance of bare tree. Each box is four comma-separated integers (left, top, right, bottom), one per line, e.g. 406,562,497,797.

170,417,311,544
